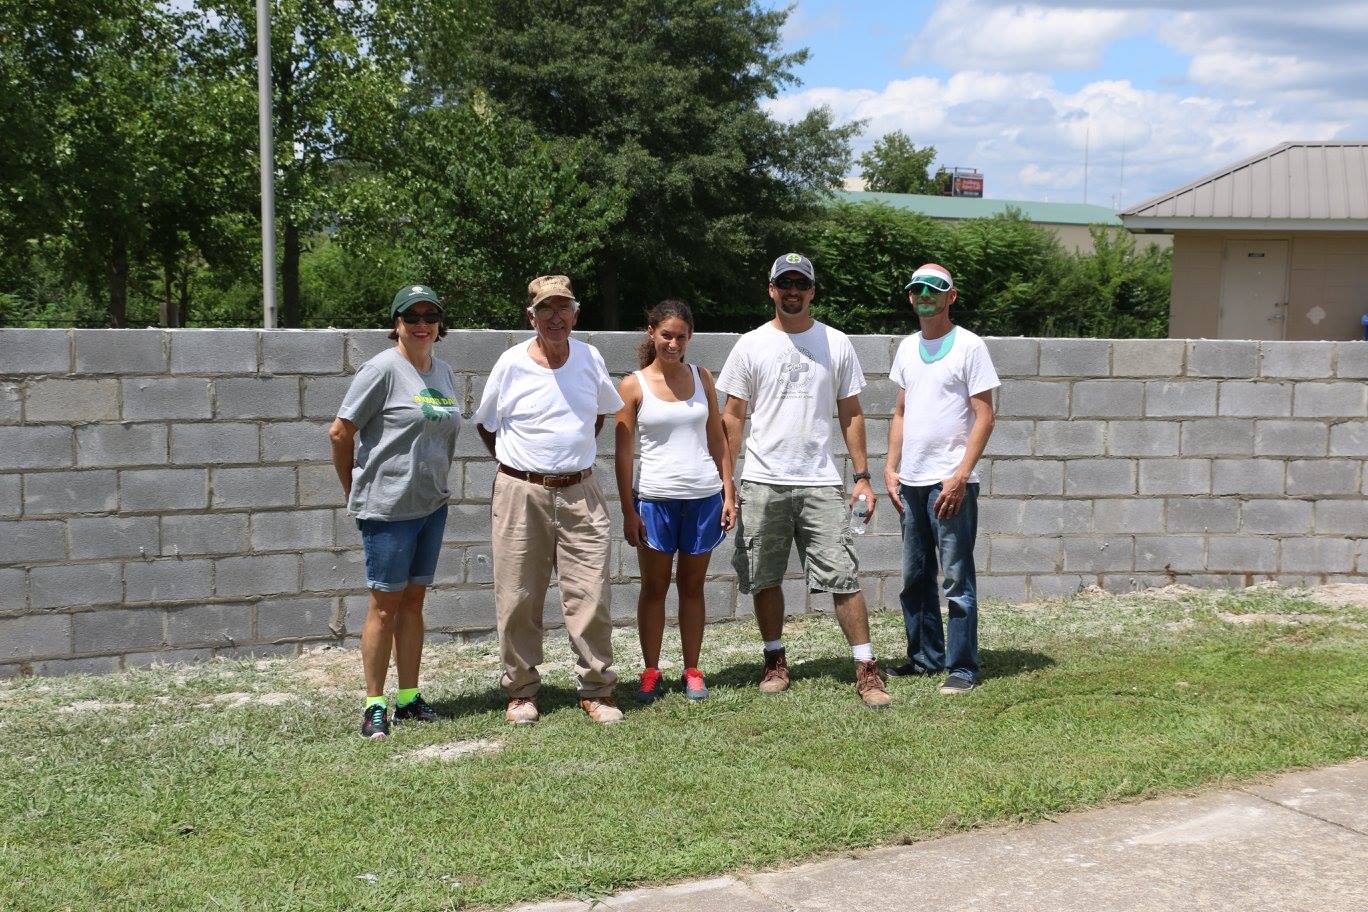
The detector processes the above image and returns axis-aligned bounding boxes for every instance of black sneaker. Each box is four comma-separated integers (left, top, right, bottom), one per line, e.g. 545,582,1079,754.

361,704,390,739
938,673,977,695
394,693,440,723
886,661,943,678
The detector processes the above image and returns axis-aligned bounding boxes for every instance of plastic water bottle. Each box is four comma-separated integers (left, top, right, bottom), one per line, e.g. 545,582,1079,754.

848,494,869,535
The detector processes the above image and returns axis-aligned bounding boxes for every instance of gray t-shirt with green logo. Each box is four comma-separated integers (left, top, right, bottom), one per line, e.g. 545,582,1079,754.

338,348,462,521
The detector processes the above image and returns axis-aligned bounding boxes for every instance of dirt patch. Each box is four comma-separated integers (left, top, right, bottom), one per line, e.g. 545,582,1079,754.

1295,584,1368,610
397,739,503,763
56,700,136,714
213,692,299,707
1217,612,1336,626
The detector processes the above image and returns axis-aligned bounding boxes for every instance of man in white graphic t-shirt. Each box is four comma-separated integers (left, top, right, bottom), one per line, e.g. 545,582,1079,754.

884,263,999,695
717,253,891,709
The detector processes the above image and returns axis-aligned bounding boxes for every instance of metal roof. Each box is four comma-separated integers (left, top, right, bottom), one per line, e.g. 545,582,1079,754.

1120,141,1368,231
834,190,1121,226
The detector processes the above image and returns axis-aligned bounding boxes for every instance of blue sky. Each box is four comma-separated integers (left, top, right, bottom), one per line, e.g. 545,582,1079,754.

762,1,1368,208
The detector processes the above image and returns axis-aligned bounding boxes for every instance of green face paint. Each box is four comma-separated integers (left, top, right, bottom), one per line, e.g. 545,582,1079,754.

914,302,943,317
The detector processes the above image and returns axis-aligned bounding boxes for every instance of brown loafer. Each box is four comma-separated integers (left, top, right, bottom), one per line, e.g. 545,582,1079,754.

759,647,790,693
580,696,624,725
856,660,892,708
505,698,539,725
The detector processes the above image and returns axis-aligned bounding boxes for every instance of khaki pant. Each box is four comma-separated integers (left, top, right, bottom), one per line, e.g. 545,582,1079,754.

491,471,616,699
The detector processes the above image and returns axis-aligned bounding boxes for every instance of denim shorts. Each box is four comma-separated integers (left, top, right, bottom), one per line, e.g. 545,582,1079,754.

635,492,725,555
357,504,448,592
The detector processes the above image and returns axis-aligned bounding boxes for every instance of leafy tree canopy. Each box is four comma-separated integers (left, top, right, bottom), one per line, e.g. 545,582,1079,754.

857,131,947,195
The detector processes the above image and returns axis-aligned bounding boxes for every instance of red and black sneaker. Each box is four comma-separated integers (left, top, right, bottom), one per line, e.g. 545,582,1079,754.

682,667,709,701
635,667,666,704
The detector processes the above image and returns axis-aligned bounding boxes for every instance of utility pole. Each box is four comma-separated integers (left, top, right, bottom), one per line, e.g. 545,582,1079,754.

257,0,277,328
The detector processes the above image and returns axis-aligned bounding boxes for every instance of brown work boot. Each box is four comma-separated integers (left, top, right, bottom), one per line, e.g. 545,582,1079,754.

856,660,892,709
505,698,539,725
580,695,624,725
759,648,790,693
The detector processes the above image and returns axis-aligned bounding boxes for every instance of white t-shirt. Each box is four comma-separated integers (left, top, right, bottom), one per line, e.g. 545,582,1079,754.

890,327,1000,486
716,321,865,486
473,338,624,473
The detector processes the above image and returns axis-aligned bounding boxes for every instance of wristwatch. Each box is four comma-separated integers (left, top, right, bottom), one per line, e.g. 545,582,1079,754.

851,471,871,483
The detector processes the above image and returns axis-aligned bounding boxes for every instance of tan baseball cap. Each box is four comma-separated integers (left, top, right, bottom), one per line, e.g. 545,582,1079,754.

527,275,578,309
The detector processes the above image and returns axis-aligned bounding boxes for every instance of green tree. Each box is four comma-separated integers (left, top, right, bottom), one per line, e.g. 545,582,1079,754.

857,131,946,195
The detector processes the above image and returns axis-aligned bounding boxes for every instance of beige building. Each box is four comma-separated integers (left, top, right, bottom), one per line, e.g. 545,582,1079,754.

1121,141,1368,341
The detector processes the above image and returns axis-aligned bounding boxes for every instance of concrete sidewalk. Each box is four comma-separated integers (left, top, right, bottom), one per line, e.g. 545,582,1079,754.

515,761,1367,912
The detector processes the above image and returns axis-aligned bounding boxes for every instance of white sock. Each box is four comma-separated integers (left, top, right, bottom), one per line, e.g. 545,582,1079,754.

763,639,784,653
852,643,874,662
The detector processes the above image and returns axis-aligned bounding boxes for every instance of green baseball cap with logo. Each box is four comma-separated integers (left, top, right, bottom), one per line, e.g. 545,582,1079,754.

389,284,443,320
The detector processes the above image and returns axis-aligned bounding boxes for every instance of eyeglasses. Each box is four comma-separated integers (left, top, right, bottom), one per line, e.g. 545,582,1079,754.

772,277,814,291
532,303,576,319
400,311,442,324
908,280,951,297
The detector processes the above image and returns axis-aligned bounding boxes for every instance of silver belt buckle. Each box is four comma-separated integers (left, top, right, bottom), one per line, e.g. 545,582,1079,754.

542,473,565,488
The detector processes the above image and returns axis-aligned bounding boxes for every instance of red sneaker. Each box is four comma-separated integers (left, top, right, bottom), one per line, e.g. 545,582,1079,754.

682,667,709,701
635,667,665,704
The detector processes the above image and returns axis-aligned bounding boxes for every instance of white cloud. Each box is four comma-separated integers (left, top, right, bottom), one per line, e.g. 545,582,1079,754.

914,0,1147,70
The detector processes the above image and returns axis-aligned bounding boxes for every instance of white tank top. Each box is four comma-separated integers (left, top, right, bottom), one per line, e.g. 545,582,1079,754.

635,364,724,500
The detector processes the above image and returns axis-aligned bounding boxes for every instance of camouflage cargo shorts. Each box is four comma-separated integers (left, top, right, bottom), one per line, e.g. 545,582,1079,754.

732,481,860,595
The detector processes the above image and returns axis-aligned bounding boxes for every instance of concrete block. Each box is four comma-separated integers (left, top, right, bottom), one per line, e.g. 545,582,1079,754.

75,423,166,467
214,642,299,660
212,466,296,509
0,382,20,423
0,613,70,660
342,594,368,634
169,329,258,374
1064,459,1135,495
255,596,338,641
1144,380,1217,417
1328,421,1368,456
1336,342,1368,379
1241,499,1313,534
121,377,212,420
1134,535,1206,572
1186,340,1257,377
423,588,498,632
1293,383,1366,418
214,377,300,419
1091,499,1164,534
261,421,331,463
1259,341,1333,378
124,647,215,668
683,333,741,373
1280,538,1355,574
1,519,67,561
1314,500,1368,535
124,558,213,603
120,468,207,511
848,335,895,375
441,502,493,543
298,463,338,507
1286,459,1361,496
1105,421,1179,457
1038,338,1109,376
1027,574,1089,598
301,549,367,592
171,422,259,465
302,375,355,419
261,330,345,374
984,420,1032,456
465,544,494,584
991,459,1063,495
214,554,301,597
1035,421,1104,456
443,330,518,374
996,380,1068,417
25,379,119,422
859,378,901,417
30,654,123,675
983,337,1038,376
69,515,159,559
0,475,19,517
988,537,1061,573
1166,498,1238,533
334,508,361,547
344,331,393,372
1071,380,1144,418
1062,536,1134,572
22,469,117,515
853,533,904,573
1207,536,1278,573
161,513,249,556
0,329,70,374
30,562,122,609
1112,339,1183,377
73,329,166,374
1212,459,1285,495
1138,459,1210,495
977,574,1028,603
250,508,334,551
1217,381,1293,418
583,332,640,375
1254,420,1327,457
1180,419,1254,456
2,426,74,469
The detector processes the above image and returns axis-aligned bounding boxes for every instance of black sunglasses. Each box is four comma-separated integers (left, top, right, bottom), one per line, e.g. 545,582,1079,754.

400,311,442,324
772,276,814,291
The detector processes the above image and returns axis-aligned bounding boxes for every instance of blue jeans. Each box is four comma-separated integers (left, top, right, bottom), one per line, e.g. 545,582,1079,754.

898,483,979,680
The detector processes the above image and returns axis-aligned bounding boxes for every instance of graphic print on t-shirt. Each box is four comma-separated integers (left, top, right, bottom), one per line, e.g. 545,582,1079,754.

414,388,459,422
776,347,816,400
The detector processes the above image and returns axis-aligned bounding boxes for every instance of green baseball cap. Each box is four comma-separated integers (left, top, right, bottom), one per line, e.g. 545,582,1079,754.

389,284,443,319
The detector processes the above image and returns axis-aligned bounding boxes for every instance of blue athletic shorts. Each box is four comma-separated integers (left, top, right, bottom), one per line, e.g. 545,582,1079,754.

357,504,448,592
635,492,725,555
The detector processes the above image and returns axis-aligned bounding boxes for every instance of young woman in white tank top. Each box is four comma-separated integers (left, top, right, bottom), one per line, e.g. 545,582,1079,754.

614,300,735,703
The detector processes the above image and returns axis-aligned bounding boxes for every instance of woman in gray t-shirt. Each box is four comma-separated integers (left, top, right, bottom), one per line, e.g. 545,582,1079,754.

329,285,462,740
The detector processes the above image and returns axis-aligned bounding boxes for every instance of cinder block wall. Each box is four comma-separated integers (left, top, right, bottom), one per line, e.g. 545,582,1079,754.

2,329,1366,675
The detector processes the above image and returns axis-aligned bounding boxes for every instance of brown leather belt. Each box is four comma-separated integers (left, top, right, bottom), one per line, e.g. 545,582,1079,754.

498,464,593,488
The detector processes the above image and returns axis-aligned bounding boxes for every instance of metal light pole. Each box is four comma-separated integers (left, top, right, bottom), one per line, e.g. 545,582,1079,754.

257,0,278,328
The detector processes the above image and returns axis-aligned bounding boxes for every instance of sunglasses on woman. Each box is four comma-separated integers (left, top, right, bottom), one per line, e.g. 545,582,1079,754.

400,310,442,324
772,276,814,291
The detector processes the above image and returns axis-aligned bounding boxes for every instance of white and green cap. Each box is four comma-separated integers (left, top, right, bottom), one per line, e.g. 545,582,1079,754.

769,252,815,283
905,263,953,292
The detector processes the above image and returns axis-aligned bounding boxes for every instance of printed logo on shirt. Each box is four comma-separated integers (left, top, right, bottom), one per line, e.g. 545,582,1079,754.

774,347,816,400
414,388,459,421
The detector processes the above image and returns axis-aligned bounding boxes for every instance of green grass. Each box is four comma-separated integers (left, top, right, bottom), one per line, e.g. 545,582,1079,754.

3,586,1365,911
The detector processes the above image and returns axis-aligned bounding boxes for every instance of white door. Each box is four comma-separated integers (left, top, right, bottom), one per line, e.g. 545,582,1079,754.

1218,240,1289,339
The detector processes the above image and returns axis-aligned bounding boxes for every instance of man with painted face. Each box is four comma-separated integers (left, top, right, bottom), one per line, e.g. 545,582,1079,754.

884,264,999,694
718,253,891,709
